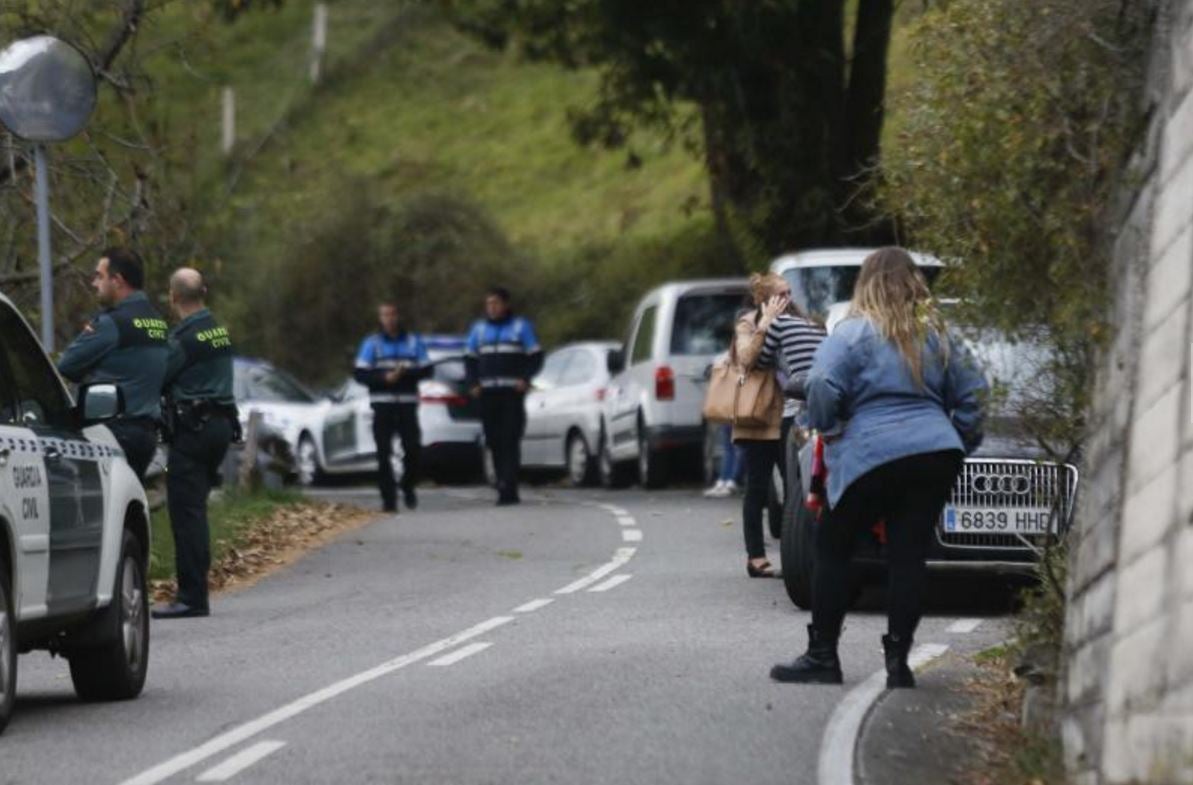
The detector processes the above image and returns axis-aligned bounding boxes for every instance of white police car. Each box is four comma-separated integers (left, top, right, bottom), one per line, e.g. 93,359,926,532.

0,292,151,733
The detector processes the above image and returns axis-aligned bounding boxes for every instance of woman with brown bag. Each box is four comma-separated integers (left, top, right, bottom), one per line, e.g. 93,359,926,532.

733,273,797,578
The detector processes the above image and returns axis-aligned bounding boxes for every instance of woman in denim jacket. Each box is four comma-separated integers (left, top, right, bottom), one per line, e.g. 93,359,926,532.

771,248,987,689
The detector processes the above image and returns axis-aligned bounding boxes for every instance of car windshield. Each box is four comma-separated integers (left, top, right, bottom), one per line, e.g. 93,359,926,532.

783,265,942,320
670,293,745,356
235,364,316,403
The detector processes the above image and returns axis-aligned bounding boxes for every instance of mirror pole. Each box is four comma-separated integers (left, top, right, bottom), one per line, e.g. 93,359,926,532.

34,144,53,352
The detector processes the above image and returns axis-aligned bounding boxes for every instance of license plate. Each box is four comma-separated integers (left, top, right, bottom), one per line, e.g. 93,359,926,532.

942,505,1057,535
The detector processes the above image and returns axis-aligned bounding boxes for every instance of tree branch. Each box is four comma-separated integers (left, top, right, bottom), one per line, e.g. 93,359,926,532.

94,0,147,78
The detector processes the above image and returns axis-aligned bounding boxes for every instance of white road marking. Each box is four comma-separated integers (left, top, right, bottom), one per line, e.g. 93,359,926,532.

195,741,286,782
589,574,632,593
598,504,630,517
947,618,983,634
514,598,554,613
555,547,637,595
119,616,514,785
616,515,636,527
429,642,493,667
817,643,950,785
621,529,643,542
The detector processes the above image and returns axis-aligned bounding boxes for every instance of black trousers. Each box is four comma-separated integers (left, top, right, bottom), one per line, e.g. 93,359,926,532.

812,449,963,640
480,390,526,501
108,418,159,482
738,417,793,560
372,404,421,510
166,416,233,610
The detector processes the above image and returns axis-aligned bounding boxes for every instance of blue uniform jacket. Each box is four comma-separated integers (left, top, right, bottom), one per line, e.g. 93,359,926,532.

806,316,987,507
464,315,544,390
353,331,431,405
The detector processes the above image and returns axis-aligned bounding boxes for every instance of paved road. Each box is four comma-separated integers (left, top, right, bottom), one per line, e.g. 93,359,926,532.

4,486,1010,785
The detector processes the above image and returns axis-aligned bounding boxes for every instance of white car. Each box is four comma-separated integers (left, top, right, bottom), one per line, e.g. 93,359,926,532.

770,247,944,321
601,279,749,488
0,293,152,732
521,341,619,486
319,338,484,485
234,357,333,486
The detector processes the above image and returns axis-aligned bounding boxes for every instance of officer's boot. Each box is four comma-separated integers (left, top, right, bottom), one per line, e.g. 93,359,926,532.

882,633,915,689
770,625,843,684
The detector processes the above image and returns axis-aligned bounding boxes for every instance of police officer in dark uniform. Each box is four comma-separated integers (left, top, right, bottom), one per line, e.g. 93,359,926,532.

354,302,430,513
58,248,169,481
465,287,543,506
152,268,237,620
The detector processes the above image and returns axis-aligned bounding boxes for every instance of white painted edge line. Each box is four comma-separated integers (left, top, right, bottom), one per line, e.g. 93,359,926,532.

428,642,493,667
195,741,286,783
616,515,636,527
947,618,983,634
554,547,637,595
621,529,643,542
589,574,632,593
514,598,554,613
119,615,515,785
817,643,950,785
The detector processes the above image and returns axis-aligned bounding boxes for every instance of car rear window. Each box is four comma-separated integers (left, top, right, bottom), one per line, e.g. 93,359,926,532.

669,293,744,356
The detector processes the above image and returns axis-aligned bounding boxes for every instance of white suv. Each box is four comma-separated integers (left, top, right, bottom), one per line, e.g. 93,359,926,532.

600,279,748,488
0,293,151,733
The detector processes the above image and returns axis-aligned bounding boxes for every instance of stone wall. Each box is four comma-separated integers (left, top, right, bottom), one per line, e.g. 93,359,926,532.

1063,2,1193,782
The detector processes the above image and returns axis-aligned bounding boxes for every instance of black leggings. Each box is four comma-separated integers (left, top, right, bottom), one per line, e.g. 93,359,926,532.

738,418,792,560
812,449,963,640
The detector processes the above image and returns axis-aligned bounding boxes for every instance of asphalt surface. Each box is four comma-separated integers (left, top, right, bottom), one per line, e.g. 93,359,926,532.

3,485,1012,785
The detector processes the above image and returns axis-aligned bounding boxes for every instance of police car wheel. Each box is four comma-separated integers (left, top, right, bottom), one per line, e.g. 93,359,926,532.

781,497,815,610
566,433,595,487
296,436,322,487
0,558,15,734
69,531,149,702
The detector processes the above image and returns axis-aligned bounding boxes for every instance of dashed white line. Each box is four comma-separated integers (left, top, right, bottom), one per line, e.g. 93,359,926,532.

195,741,286,783
947,618,983,634
514,598,554,613
429,642,493,667
817,643,950,785
621,529,643,542
616,515,636,527
555,547,637,595
118,615,515,785
589,574,633,593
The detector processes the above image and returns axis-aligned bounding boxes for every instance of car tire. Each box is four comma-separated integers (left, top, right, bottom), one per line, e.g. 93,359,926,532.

598,428,632,489
69,530,149,702
0,557,15,734
637,419,668,489
566,432,597,487
781,493,816,610
296,434,323,487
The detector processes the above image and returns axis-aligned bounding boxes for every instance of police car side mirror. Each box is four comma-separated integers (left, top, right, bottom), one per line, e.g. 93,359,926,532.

79,383,124,424
607,349,626,375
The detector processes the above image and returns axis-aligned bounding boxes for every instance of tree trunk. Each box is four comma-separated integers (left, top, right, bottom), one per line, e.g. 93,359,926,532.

700,101,746,271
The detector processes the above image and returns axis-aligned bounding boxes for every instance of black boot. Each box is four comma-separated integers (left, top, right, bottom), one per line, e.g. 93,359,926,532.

882,634,915,689
770,625,843,684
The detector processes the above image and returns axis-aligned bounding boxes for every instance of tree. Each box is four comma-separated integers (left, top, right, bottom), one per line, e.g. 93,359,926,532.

442,0,897,261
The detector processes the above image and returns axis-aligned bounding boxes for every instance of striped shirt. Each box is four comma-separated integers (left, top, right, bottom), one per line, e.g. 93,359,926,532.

759,315,826,418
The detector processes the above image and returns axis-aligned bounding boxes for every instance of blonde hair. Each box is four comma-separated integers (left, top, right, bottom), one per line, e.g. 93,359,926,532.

849,247,948,387
748,272,787,305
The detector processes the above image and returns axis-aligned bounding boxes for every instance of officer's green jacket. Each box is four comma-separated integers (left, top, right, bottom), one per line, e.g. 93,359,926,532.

164,308,235,405
58,291,169,420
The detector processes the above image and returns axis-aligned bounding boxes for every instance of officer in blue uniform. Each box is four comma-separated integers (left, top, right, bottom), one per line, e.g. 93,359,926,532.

354,302,431,513
465,287,543,506
58,248,169,481
153,268,238,620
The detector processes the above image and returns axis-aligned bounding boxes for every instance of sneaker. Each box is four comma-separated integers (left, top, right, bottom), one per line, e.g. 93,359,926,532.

703,480,727,498
723,480,740,496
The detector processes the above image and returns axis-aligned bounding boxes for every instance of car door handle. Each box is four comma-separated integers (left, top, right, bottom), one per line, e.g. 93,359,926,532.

44,445,62,463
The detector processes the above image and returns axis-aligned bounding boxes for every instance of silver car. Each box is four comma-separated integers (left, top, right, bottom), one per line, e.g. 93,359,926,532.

521,341,619,486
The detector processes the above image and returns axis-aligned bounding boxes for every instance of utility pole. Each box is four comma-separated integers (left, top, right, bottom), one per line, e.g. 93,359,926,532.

221,86,236,157
310,3,328,84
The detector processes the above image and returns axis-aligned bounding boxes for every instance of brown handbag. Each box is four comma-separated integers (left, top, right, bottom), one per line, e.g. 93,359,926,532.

702,335,781,428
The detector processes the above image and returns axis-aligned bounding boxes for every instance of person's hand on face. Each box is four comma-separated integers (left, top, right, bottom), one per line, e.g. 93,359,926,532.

761,294,788,322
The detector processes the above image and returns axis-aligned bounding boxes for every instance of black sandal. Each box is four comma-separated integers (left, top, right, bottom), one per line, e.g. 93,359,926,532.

747,560,777,578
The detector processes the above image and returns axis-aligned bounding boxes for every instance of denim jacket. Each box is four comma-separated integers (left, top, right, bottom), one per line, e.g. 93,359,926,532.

806,316,987,506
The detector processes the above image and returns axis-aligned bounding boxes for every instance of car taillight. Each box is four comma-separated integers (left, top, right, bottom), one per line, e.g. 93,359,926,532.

655,366,675,401
419,381,469,407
